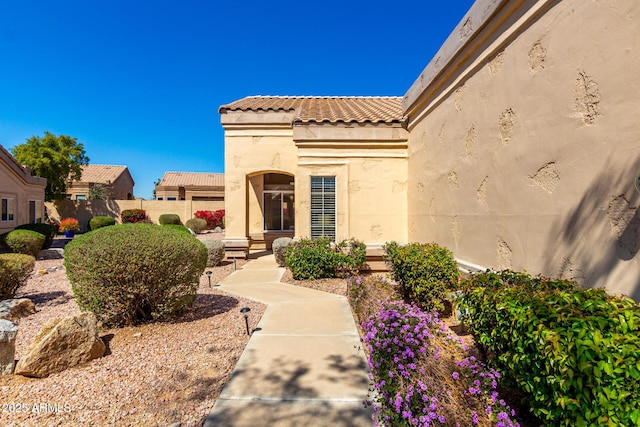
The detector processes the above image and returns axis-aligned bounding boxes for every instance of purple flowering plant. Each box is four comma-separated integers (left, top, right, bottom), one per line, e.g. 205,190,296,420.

362,299,520,426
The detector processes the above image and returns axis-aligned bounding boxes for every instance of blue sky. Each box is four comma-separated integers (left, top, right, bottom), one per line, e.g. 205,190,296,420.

1,1,475,199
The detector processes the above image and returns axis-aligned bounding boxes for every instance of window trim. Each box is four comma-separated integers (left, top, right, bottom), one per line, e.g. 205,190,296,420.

29,199,43,224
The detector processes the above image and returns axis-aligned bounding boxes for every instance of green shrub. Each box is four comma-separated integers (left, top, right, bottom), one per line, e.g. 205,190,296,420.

15,223,57,248
0,253,35,300
185,218,207,234
163,224,192,234
272,237,292,267
203,240,225,267
458,270,640,426
383,241,459,312
0,229,45,257
64,223,207,327
120,209,147,223
284,237,366,280
89,216,116,230
159,213,181,225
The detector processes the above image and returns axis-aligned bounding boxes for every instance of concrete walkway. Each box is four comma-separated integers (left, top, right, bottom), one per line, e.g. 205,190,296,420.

203,254,374,427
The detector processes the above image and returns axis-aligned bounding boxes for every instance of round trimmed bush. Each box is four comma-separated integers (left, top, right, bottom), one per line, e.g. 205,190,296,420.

159,213,181,225
272,237,292,267
15,223,57,248
185,218,207,234
0,253,35,300
163,224,192,234
64,223,207,326
0,229,45,257
90,216,116,230
203,240,225,267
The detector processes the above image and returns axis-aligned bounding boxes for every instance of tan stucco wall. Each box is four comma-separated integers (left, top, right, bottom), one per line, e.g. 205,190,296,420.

222,111,299,241
0,154,46,234
46,200,224,232
221,110,409,247
405,0,640,299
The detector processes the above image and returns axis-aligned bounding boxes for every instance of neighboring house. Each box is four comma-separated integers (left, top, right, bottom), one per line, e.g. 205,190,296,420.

220,0,640,299
67,164,135,200
0,144,46,234
155,172,224,201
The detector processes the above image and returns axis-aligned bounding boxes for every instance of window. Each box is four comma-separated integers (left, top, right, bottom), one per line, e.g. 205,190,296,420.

157,197,164,201
1,198,15,222
29,200,43,223
168,197,177,201
76,194,86,200
310,176,336,240
263,191,295,231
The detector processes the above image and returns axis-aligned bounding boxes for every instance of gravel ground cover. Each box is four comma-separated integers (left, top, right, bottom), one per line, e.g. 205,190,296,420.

1,239,265,427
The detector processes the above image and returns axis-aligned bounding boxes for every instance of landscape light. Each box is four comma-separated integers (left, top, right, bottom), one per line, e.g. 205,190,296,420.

240,307,251,336
205,270,212,287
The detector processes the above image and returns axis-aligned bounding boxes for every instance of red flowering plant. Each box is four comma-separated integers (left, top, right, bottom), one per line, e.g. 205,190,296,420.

120,209,147,223
58,217,79,232
193,210,225,229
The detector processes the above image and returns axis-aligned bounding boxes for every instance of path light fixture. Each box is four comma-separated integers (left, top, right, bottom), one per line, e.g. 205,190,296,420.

205,271,213,287
240,307,251,336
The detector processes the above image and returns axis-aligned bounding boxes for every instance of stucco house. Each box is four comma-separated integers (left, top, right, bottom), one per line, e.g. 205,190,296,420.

0,144,47,234
67,164,135,200
220,0,639,299
219,97,407,252
155,172,224,201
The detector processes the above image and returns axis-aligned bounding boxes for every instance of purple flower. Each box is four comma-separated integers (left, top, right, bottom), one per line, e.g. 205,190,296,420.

452,372,460,380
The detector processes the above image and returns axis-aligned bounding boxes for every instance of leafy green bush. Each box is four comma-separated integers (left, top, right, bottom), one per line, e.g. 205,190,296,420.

120,209,147,223
284,237,366,280
64,223,207,327
185,218,207,234
203,240,225,267
163,224,192,234
15,223,57,248
458,270,640,426
89,216,116,231
383,241,459,312
0,253,35,300
159,213,181,225
0,229,45,257
272,237,292,267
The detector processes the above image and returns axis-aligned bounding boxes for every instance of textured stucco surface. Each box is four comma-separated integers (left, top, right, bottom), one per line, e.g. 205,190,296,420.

405,0,640,299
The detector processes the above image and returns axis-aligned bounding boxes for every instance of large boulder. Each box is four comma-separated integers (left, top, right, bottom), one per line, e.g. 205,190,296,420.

0,298,37,321
0,319,18,375
14,312,105,378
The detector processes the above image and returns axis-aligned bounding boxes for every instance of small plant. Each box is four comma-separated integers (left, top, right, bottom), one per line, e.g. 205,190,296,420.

0,253,35,300
120,209,147,223
194,209,225,229
159,213,181,225
64,223,207,326
363,299,520,427
383,241,459,312
347,274,398,327
203,240,225,267
185,218,207,234
15,223,57,248
0,229,46,257
272,237,292,267
283,237,367,280
58,217,80,232
89,216,116,230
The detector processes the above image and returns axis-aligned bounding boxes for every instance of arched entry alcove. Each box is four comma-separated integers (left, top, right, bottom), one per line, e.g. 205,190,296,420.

247,171,295,250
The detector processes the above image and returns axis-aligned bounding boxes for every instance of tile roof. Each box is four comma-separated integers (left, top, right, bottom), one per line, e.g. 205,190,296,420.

159,172,224,187
77,164,130,184
219,96,405,124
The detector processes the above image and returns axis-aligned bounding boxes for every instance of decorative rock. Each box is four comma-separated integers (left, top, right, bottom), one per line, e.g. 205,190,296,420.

14,312,106,378
0,319,18,375
214,226,223,233
0,298,37,321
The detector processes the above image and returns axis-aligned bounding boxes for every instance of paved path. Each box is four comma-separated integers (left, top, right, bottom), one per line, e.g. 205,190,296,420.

203,254,374,427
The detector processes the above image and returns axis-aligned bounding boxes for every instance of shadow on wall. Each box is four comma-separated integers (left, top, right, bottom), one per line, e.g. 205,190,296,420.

49,200,122,231
546,156,640,300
